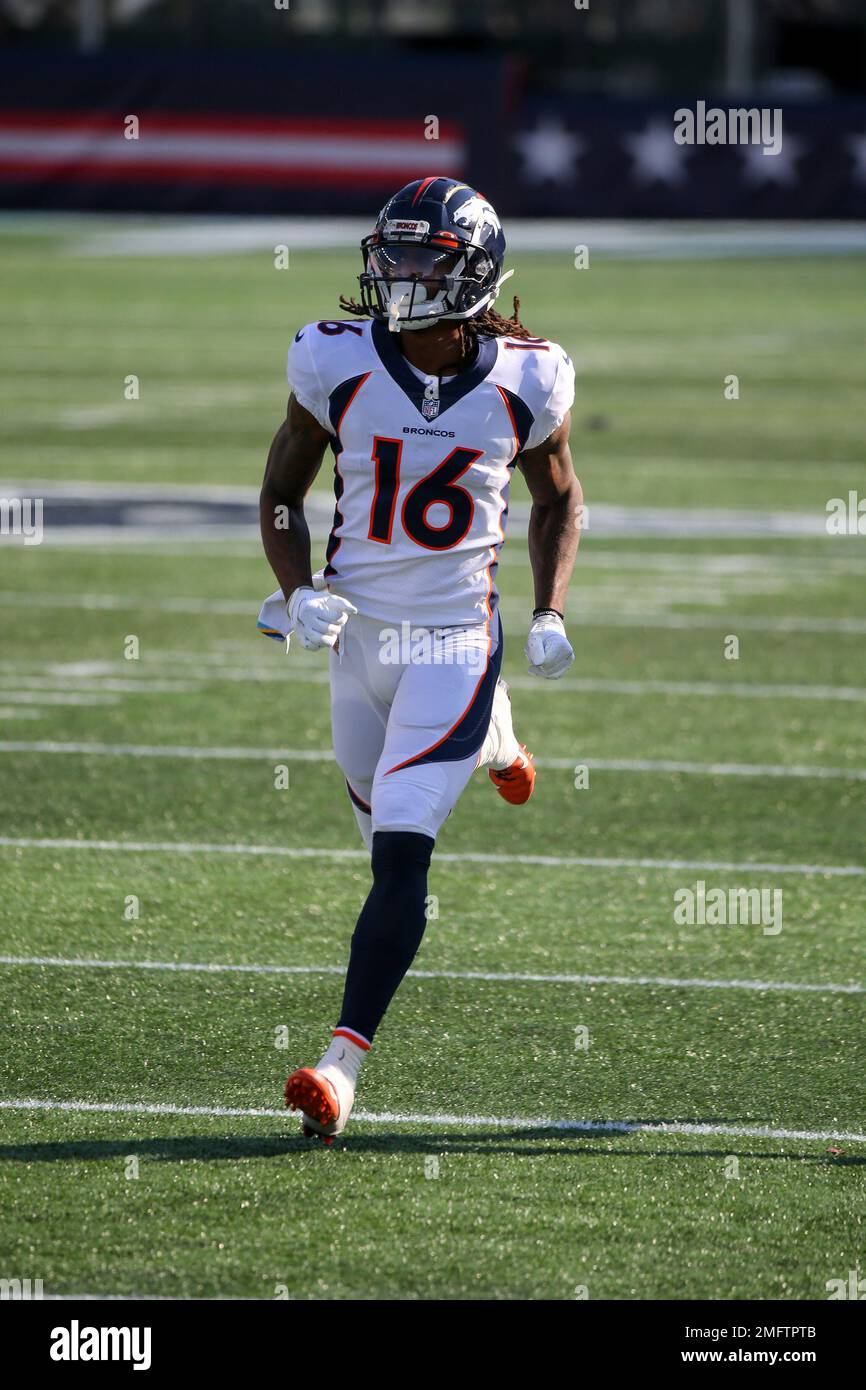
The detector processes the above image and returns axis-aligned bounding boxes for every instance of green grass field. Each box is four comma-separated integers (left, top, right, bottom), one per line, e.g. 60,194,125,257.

1,222,865,1300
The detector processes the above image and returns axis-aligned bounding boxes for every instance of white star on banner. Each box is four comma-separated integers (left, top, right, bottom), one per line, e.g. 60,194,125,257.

623,119,693,185
847,134,866,184
513,119,585,184
740,134,805,186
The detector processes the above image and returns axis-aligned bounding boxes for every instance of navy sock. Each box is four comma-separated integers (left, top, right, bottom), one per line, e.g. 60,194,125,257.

337,829,434,1043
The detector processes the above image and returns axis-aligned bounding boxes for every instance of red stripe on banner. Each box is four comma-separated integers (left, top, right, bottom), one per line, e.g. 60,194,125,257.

0,110,465,140
0,159,460,188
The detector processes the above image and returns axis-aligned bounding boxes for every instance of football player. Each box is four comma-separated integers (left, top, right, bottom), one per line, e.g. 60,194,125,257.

259,176,582,1142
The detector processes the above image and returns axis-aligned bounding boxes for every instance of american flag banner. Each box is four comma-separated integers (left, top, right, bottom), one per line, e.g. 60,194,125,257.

0,111,466,190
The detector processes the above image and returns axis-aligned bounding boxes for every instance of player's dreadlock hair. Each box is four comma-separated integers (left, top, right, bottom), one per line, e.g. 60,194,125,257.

337,293,537,364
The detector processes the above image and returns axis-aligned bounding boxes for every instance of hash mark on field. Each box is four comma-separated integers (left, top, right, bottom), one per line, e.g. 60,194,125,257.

1,741,864,782
0,836,862,877
1,1098,863,1145
0,953,861,996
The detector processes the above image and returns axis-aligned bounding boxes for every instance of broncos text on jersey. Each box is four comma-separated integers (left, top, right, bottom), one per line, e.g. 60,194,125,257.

288,317,575,628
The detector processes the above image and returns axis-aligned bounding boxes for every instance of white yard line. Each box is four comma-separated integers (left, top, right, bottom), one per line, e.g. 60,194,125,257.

0,677,203,695
0,692,121,706
0,835,861,876
1,740,864,783
3,583,866,630
563,611,866,636
540,756,866,781
0,1096,861,1144
6,660,866,701
0,740,337,761
0,590,253,615
561,677,866,702
50,214,866,259
0,953,861,996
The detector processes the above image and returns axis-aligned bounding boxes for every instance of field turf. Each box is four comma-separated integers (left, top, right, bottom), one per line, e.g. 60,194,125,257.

0,222,865,1300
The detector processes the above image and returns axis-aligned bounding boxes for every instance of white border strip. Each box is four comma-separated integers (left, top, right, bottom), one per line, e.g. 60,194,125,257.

0,953,860,996
0,836,861,877
0,1097,860,1144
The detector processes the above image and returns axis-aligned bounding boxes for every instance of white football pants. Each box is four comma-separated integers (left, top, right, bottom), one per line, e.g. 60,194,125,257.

329,611,503,848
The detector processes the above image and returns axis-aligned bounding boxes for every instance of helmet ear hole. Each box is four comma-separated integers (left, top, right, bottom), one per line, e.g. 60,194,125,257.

470,253,492,285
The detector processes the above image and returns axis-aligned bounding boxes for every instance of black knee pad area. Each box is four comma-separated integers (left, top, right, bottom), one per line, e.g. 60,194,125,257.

371,829,434,876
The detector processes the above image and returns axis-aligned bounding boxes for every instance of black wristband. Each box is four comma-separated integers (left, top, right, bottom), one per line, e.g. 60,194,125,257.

533,607,565,621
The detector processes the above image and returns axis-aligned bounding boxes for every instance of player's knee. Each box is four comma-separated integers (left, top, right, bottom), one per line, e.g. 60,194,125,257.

371,829,434,880
371,780,442,841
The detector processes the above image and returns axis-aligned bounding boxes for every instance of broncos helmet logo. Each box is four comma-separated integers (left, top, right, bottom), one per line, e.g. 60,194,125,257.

451,195,503,241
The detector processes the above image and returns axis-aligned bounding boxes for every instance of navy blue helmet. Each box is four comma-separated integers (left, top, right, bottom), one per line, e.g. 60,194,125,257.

358,176,512,332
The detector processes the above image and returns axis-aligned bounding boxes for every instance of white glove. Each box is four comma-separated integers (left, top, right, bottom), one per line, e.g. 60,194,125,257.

525,610,574,679
287,586,357,651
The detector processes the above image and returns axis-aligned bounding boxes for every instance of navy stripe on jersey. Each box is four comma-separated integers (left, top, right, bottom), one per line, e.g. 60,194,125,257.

324,372,370,577
328,372,370,438
386,617,504,773
496,385,535,456
345,779,372,815
371,320,498,420
323,464,344,577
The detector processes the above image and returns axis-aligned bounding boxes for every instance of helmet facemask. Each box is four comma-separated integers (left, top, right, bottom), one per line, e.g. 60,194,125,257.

359,235,501,332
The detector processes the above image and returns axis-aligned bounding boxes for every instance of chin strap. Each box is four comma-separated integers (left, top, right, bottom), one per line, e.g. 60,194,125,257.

385,265,516,332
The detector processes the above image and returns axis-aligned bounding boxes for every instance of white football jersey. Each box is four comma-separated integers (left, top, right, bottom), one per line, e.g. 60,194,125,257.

287,316,575,627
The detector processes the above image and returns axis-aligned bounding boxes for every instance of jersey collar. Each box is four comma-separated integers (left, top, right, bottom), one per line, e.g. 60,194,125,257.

371,319,498,419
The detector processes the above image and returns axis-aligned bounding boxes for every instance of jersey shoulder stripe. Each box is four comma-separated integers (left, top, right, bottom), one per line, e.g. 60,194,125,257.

490,335,574,451
495,384,535,456
328,371,371,440
287,319,373,431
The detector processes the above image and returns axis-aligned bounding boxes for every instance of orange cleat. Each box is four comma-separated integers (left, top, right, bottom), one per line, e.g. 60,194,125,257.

488,743,536,805
285,1067,339,1145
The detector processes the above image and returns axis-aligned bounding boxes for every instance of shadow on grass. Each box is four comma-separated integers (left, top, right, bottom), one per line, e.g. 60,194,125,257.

0,1128,861,1165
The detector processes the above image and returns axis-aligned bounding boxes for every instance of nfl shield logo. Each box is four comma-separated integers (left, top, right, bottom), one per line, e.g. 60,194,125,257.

422,394,440,421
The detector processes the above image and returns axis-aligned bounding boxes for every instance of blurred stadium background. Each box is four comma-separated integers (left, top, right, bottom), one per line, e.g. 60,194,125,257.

0,0,865,218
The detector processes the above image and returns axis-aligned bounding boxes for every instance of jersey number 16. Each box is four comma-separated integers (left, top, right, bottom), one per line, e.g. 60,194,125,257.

368,437,483,552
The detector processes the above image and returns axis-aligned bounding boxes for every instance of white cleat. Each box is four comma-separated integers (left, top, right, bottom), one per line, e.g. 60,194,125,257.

478,678,521,770
479,679,536,804
284,1034,366,1145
